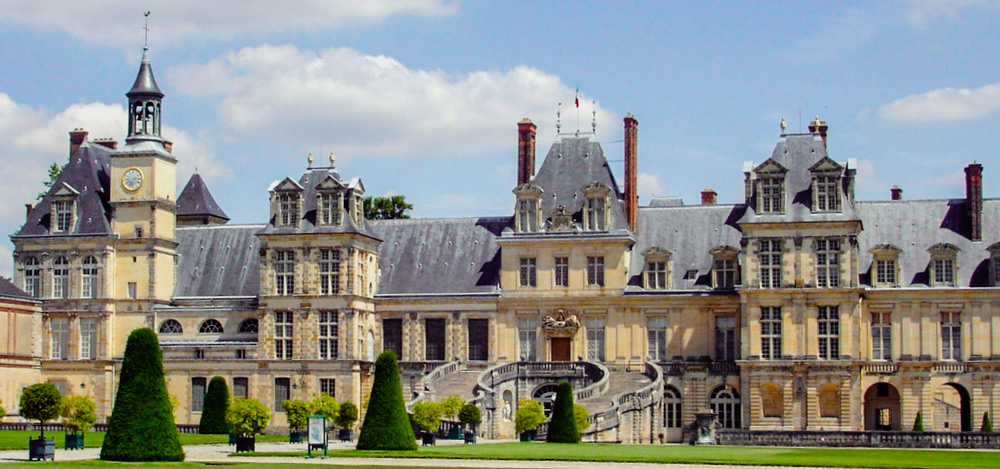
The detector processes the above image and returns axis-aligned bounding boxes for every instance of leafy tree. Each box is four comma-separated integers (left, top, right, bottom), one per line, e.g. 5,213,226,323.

61,395,97,434
310,393,340,422
226,398,271,437
546,382,580,443
100,328,183,461
199,377,230,434
982,412,993,433
458,403,481,431
335,401,358,429
573,404,590,434
440,395,465,421
515,399,545,434
356,350,417,450
363,195,413,220
19,383,63,438
282,399,310,433
412,401,442,433
37,162,65,200
912,411,924,432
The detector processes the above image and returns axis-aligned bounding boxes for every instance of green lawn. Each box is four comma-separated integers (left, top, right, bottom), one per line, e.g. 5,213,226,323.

0,430,287,450
1,463,453,469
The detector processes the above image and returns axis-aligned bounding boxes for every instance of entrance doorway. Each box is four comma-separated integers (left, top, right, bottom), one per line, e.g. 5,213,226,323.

551,337,571,361
864,382,901,431
936,383,972,432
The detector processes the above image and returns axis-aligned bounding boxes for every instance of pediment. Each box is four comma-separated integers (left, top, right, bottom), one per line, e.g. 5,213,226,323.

870,244,902,254
753,158,786,175
348,177,365,194
51,182,79,197
642,246,672,259
710,245,740,257
581,181,611,193
513,183,543,195
987,242,1000,255
272,177,303,192
315,174,344,191
928,242,961,253
809,156,844,174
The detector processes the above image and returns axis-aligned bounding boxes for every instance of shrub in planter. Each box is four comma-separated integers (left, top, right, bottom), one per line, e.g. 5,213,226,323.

546,382,580,443
441,395,465,439
100,328,184,462
459,403,481,443
226,398,271,453
515,399,544,441
335,401,358,441
357,350,417,450
199,377,230,434
982,412,993,433
311,393,340,421
413,400,442,445
21,382,62,460
573,404,590,434
61,394,96,450
282,399,310,442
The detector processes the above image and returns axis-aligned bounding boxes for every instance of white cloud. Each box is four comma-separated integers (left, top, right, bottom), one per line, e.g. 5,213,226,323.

637,172,665,202
167,44,618,159
0,0,457,46
877,83,1000,123
905,0,985,27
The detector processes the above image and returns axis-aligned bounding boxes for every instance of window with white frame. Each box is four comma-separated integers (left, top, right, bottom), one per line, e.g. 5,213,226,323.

647,317,667,361
585,196,607,231
274,311,293,360
815,239,840,288
587,256,605,287
646,261,666,290
760,306,782,360
275,250,295,295
817,306,839,360
941,312,961,361
518,318,537,361
274,377,290,412
758,240,782,288
159,319,182,334
319,249,340,295
759,177,784,213
54,200,74,232
871,312,891,361
586,317,605,361
80,318,97,359
519,257,536,287
664,386,682,428
23,257,39,298
127,282,137,299
191,377,207,412
715,316,737,361
518,197,538,232
876,259,896,286
81,256,98,299
710,385,742,429
714,257,738,289
50,318,69,359
278,193,299,227
928,243,959,287
554,256,569,287
320,378,335,398
814,175,840,212
52,256,69,299
317,192,342,226
318,310,338,360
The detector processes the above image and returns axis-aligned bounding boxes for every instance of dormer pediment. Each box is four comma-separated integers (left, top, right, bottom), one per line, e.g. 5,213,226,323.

987,242,1000,255
871,244,902,255
315,174,344,191
753,158,787,175
928,242,961,254
808,156,844,174
272,177,304,192
52,182,80,197
642,246,672,260
348,177,365,195
710,245,740,257
513,183,543,196
582,181,611,194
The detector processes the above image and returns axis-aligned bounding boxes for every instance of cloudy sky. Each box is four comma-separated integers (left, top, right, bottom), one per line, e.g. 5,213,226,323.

1,1,999,276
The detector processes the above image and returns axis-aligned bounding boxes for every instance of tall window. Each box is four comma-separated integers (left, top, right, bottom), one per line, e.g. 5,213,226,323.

941,312,961,361
127,282,137,299
468,318,489,361
586,318,605,361
382,318,402,359
760,306,782,360
54,201,73,232
519,258,536,287
316,310,338,360
320,378,336,398
319,249,340,295
646,261,666,289
710,386,742,429
760,177,783,213
934,258,955,286
318,192,342,226
233,377,249,398
80,318,97,359
714,258,737,289
518,318,537,361
23,257,39,298
52,256,69,299
715,316,736,361
818,306,840,360
424,318,445,361
274,377,290,412
816,239,840,288
758,240,782,288
871,312,892,360
275,250,295,295
647,317,667,361
191,377,207,412
815,175,840,212
518,198,537,232
554,257,569,287
81,256,98,299
50,318,69,360
663,386,682,428
875,259,896,286
278,193,299,227
587,256,605,287
274,311,293,360
585,196,606,230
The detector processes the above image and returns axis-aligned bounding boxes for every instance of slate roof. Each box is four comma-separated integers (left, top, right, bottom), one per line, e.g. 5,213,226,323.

174,224,263,297
16,141,113,237
177,173,229,221
127,49,164,98
257,166,379,239
0,277,33,300
370,217,507,295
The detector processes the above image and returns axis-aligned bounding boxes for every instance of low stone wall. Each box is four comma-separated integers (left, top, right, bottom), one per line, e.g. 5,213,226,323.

718,430,1000,449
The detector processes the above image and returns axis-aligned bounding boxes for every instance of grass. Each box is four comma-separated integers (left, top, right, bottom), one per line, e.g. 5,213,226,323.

1,463,459,469
237,442,1000,469
0,430,287,450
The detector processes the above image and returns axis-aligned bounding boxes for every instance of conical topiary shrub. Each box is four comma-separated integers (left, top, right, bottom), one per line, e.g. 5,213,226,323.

199,377,230,434
982,412,993,433
101,328,184,461
912,411,924,432
356,350,416,450
546,381,580,443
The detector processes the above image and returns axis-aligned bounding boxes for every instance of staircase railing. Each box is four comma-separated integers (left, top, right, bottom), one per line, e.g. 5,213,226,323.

404,360,461,411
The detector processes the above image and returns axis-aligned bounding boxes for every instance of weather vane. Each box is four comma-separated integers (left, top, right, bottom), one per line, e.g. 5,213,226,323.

143,11,151,49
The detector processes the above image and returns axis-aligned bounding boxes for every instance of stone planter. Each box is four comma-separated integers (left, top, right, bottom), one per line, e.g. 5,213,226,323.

64,432,85,450
235,435,256,453
337,428,354,442
289,431,305,443
421,431,436,446
519,430,536,442
447,426,463,439
228,433,237,445
28,437,55,461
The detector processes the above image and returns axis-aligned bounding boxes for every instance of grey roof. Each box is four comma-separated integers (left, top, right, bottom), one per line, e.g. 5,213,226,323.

856,198,1000,288
127,49,164,98
0,277,33,300
174,224,263,297
370,217,507,295
630,204,745,290
530,137,630,230
177,173,229,221
257,167,379,239
15,141,113,237
649,196,684,208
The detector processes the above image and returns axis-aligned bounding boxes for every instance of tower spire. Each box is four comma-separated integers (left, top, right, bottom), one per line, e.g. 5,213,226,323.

126,11,164,144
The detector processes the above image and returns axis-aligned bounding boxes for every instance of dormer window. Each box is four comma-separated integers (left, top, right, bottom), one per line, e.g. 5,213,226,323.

870,244,901,288
987,243,1000,286
353,193,363,224
928,243,959,287
278,193,300,227
318,191,342,226
513,184,542,233
759,177,783,213
809,157,845,213
49,183,79,233
642,247,671,290
711,246,740,289
54,201,73,232
582,182,610,231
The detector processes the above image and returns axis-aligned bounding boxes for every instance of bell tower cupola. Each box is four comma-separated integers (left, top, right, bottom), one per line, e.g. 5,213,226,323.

125,44,164,143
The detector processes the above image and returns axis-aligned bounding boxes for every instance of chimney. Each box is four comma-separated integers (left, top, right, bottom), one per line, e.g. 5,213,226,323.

701,188,717,206
25,204,33,220
516,119,536,186
965,163,983,241
890,186,903,201
808,116,829,147
163,139,173,154
624,114,638,231
69,128,88,156
94,138,118,150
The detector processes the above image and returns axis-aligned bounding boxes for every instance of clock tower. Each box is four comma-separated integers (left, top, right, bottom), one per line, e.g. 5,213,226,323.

110,45,178,302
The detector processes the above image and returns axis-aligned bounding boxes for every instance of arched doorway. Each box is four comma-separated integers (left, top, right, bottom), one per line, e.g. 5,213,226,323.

864,382,901,431
709,385,741,429
935,383,972,432
532,383,559,417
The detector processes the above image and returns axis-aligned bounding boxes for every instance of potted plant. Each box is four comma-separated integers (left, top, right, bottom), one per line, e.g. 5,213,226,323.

61,395,96,450
458,403,481,444
440,395,465,439
309,393,339,443
335,401,358,442
226,398,271,453
515,399,544,442
282,399,310,443
412,400,442,446
20,382,62,461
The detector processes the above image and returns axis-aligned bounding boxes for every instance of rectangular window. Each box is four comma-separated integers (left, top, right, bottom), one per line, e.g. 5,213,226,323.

194,349,205,359
759,240,782,288
320,378,336,398
275,250,295,295
760,307,782,360
518,318,537,361
191,377,207,412
274,377,290,412
646,261,666,289
382,318,402,359
468,318,489,361
715,316,736,361
80,318,97,360
23,260,39,298
586,318,605,362
871,312,891,361
50,318,69,360
519,258,536,287
587,256,605,287
875,259,896,286
554,257,569,287
714,258,736,289
934,259,955,286
586,197,606,230
233,377,249,398
664,392,682,428
52,258,68,299
319,249,340,295
279,194,299,227
127,282,137,299
760,177,783,213
318,310,338,360
55,201,73,232
818,306,840,360
941,312,961,360
274,311,293,360
81,259,98,299
518,198,537,232
647,317,667,361
318,192,342,226
424,318,446,361
816,239,841,288
235,349,246,359
815,176,840,212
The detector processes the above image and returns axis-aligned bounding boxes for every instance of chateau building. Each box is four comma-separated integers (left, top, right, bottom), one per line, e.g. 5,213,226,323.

6,48,1000,442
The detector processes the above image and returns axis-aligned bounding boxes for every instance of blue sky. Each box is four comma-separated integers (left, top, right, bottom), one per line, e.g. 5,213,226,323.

1,1,999,275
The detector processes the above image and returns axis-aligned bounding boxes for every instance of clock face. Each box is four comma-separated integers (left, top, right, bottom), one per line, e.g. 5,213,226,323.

122,168,143,191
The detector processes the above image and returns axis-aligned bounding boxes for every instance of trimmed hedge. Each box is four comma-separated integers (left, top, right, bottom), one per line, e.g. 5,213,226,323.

546,382,580,443
100,328,184,461
199,377,230,434
356,350,416,450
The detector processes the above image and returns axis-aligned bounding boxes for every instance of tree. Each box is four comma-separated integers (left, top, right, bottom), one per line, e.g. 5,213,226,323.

440,395,465,421
311,393,340,422
100,328,184,461
573,404,590,434
335,401,358,429
515,399,545,434
356,350,417,450
458,403,481,432
37,162,65,200
982,412,994,433
19,383,62,438
282,399,311,433
226,398,271,437
546,382,580,443
912,411,924,432
412,401,442,433
61,395,97,434
363,195,413,220
199,377,230,434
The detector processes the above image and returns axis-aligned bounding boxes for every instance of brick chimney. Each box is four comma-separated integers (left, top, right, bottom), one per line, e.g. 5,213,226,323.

890,186,903,201
965,163,983,241
624,114,638,231
93,138,118,150
701,188,717,205
25,204,33,220
69,128,88,156
808,116,829,147
516,118,536,186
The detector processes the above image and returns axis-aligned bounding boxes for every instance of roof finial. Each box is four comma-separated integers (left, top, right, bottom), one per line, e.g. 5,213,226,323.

592,100,597,134
142,11,151,59
780,117,787,134
329,151,336,167
307,152,314,168
556,102,562,135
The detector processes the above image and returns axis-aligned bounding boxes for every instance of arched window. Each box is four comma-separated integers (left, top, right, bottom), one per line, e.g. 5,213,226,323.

199,319,224,334
159,319,183,334
52,256,69,299
532,383,560,418
238,318,259,334
23,257,40,298
710,385,742,429
819,383,841,418
761,382,783,418
663,385,682,428
81,256,99,299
